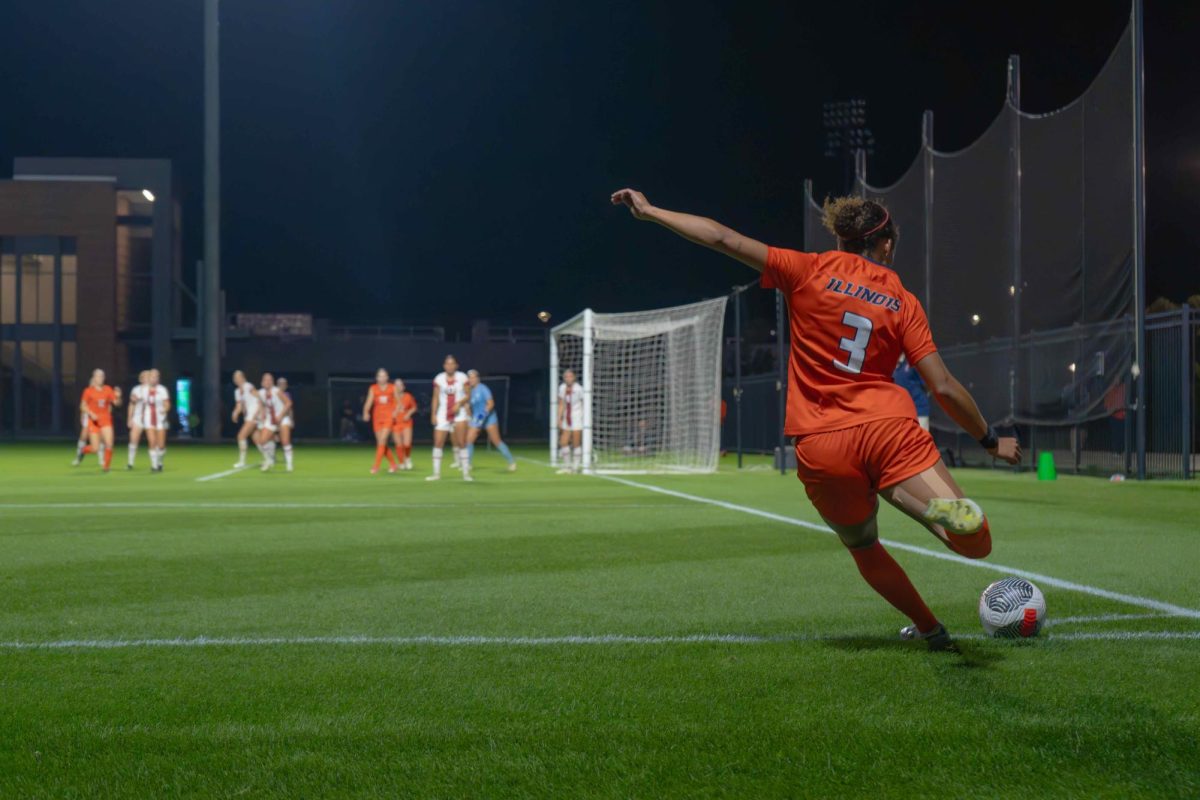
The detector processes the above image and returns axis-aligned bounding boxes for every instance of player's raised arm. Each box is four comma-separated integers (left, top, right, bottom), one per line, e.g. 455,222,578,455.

610,188,769,272
913,353,1021,464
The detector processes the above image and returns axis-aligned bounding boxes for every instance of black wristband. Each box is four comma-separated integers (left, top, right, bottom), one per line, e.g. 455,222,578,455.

978,425,999,450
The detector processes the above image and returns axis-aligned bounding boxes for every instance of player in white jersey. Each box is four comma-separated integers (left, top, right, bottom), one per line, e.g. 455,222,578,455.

276,377,296,472
255,373,289,471
231,370,260,467
556,369,585,473
426,355,472,481
141,369,171,472
125,370,150,470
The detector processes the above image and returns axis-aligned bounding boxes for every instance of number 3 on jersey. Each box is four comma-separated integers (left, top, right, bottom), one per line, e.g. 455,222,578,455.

834,311,873,374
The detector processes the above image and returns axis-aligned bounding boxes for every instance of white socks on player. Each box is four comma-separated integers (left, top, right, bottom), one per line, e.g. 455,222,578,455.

149,448,165,470
237,438,248,465
572,446,582,471
283,445,293,470
559,446,569,466
459,447,471,479
128,443,137,467
432,447,444,477
97,443,106,466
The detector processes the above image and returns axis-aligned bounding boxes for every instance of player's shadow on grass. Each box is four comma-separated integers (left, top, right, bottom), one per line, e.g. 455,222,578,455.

819,636,1005,669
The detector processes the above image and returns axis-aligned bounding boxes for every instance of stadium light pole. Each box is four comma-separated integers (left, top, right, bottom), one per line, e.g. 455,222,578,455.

1132,0,1148,479
823,100,874,195
202,0,222,442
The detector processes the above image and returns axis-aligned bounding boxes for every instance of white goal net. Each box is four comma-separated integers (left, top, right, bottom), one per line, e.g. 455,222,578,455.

550,297,727,474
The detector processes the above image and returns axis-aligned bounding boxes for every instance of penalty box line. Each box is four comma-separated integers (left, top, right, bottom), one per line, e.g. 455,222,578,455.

594,474,1200,621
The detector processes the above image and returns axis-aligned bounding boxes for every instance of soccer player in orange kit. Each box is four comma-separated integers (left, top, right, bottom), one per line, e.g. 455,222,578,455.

79,368,123,472
362,368,400,474
611,188,1020,651
391,378,418,471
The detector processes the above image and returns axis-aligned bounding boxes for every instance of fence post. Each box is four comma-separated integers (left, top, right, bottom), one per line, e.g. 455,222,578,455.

1132,0,1148,479
1008,55,1022,427
1183,305,1193,479
776,290,787,475
733,285,744,469
922,111,934,319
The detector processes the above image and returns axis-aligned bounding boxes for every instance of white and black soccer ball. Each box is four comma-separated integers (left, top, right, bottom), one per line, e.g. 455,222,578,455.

979,577,1046,638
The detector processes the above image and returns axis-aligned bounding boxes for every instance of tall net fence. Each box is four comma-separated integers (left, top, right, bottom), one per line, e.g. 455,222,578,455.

797,18,1189,476
552,298,727,473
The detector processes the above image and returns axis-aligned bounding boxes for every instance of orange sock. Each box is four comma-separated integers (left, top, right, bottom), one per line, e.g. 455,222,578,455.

944,518,992,560
849,541,939,634
385,447,398,468
402,444,411,462
373,444,386,470
83,445,96,455
103,447,113,469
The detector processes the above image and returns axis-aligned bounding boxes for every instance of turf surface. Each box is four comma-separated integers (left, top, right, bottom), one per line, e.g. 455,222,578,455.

1,442,1197,798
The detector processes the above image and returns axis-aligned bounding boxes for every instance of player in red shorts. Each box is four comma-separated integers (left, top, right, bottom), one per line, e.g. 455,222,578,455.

79,368,123,472
612,188,1021,650
362,368,400,474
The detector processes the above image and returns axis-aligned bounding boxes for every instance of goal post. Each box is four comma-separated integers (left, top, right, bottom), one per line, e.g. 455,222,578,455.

550,297,728,474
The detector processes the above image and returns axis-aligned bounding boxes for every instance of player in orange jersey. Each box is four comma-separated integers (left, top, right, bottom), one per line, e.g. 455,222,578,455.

391,378,418,471
612,188,1020,651
362,368,400,474
79,368,123,471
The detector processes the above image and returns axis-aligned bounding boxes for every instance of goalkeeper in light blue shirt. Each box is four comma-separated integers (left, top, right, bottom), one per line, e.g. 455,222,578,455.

466,370,516,472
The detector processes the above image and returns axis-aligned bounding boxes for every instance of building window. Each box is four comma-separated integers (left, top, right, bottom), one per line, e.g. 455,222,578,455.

61,254,77,325
0,255,14,324
20,254,56,324
117,224,152,333
0,237,77,434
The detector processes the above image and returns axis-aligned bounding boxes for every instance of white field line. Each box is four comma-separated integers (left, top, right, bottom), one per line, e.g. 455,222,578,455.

594,474,1200,621
1,630,1198,651
195,466,249,483
1043,613,1170,628
0,501,687,511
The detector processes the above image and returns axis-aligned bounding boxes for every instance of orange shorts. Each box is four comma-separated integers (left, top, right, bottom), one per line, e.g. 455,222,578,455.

793,417,942,527
372,419,394,434
392,421,413,434
88,417,112,435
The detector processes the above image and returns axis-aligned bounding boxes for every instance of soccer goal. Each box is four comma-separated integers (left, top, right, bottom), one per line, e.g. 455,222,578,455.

549,297,727,474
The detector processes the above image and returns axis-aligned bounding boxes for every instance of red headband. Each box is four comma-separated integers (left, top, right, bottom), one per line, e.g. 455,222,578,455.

853,210,890,240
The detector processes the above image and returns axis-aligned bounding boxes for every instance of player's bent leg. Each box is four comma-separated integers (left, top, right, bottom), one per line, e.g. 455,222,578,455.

489,425,515,470
880,461,991,559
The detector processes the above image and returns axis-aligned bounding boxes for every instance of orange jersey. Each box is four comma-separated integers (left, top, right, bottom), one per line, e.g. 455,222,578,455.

392,392,417,429
761,248,936,436
367,383,398,427
82,385,117,427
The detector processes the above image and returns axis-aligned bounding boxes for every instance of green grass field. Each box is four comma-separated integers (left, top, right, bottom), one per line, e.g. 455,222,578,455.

1,442,1197,798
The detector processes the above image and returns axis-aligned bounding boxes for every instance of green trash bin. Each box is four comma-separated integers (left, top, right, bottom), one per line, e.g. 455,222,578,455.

1036,451,1057,481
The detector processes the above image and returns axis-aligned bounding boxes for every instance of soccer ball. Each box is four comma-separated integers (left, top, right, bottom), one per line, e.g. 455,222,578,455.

978,577,1046,638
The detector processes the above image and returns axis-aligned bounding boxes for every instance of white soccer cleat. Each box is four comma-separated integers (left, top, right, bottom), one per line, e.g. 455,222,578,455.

425,474,441,482
233,461,246,468
923,498,985,535
286,464,294,473
507,463,517,473
388,465,398,474
462,474,474,482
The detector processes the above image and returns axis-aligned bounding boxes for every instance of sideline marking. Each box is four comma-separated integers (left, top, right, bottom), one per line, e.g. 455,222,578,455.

195,466,249,483
592,473,1200,620
0,501,686,511
1,630,1197,651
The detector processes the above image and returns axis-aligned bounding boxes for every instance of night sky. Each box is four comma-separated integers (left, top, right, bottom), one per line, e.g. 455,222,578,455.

0,1,1195,329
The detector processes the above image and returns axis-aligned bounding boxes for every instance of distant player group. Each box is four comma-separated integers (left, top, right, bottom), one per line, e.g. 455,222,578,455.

73,368,172,472
362,355,516,481
231,370,295,472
